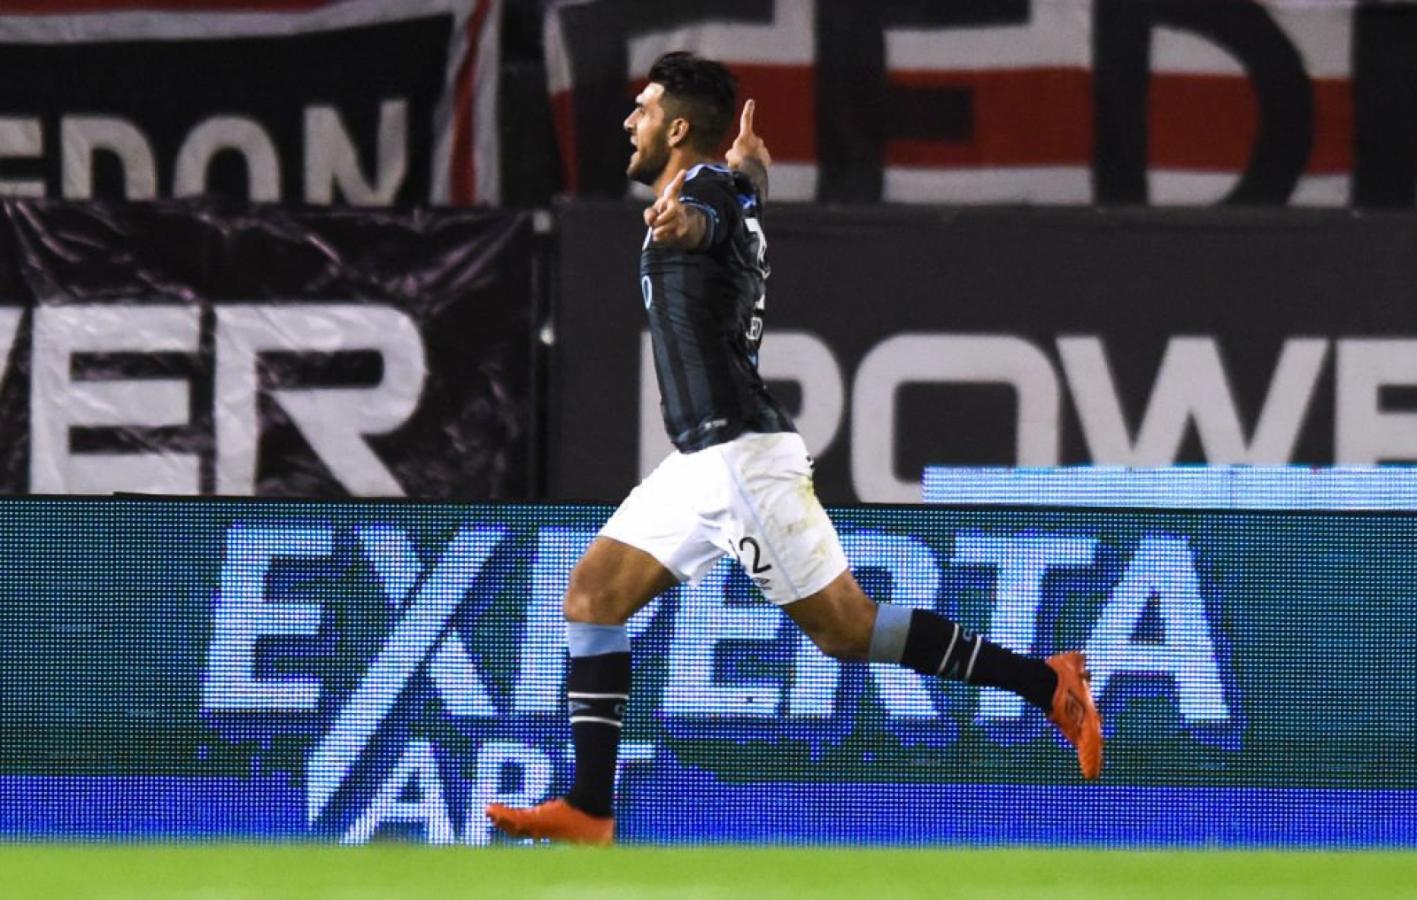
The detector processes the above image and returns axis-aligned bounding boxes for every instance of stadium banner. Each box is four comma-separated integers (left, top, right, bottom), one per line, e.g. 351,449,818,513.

543,0,1417,208
0,495,1411,847
0,199,536,497
551,202,1417,504
0,0,502,205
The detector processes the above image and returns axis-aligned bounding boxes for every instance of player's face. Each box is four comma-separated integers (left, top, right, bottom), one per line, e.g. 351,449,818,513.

625,83,673,186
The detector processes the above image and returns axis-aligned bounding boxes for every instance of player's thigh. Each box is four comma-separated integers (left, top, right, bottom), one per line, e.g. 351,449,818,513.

783,568,877,661
564,536,678,624
599,446,729,592
721,433,848,606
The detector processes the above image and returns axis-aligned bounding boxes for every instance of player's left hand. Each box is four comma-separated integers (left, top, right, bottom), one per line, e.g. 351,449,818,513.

726,99,771,172
644,168,702,247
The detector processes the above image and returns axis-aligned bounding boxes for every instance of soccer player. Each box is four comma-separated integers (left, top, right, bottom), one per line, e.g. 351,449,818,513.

486,51,1102,845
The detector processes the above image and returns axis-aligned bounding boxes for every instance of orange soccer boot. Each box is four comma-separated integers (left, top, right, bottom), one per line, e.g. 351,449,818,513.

485,798,615,845
1046,651,1104,780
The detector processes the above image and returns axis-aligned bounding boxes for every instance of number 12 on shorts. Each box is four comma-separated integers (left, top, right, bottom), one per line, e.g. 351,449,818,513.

736,536,773,576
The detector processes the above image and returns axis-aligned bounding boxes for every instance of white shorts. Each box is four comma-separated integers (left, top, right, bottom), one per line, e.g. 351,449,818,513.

600,431,849,606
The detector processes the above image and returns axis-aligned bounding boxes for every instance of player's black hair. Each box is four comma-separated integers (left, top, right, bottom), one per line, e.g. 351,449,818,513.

648,51,737,152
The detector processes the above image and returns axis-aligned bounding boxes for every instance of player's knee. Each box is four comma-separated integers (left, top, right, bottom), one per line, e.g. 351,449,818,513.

562,586,600,623
562,573,622,625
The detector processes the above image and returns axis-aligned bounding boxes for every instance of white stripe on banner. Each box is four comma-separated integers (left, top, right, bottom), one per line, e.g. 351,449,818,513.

1289,175,1351,206
627,0,814,73
921,467,1417,510
0,0,477,42
757,163,818,203
1270,3,1355,79
1147,172,1350,206
1146,171,1242,206
884,166,1092,205
542,1,576,95
472,0,503,206
1152,6,1353,78
885,0,1090,71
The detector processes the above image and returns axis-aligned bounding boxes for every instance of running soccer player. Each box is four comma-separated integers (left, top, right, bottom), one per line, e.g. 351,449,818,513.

486,51,1102,845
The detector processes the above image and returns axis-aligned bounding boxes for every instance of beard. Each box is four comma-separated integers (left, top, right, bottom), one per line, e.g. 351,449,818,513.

627,136,669,186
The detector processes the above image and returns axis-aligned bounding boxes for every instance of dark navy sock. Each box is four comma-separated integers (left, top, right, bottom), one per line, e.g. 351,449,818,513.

562,623,631,818
871,605,1057,712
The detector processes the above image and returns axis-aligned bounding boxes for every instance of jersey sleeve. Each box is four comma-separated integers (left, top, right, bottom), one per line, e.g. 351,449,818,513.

678,170,746,252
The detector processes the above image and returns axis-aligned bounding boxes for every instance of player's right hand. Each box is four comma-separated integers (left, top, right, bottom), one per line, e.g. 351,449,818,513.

644,169,703,247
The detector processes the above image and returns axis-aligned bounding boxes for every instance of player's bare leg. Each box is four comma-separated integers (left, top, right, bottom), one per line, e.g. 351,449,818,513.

779,568,877,660
485,537,675,844
786,569,1103,779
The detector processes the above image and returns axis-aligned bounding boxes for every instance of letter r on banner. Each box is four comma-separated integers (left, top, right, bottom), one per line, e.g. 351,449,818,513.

215,304,426,495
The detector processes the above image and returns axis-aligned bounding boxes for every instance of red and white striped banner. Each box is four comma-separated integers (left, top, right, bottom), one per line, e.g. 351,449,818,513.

544,0,1392,206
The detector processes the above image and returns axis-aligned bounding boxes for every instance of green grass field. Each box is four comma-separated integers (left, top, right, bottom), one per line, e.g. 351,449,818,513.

0,844,1413,899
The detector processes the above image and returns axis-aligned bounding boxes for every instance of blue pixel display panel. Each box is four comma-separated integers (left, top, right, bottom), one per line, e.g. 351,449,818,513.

0,499,1412,846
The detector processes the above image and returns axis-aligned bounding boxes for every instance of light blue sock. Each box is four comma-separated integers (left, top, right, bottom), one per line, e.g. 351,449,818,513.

566,621,630,657
867,603,912,663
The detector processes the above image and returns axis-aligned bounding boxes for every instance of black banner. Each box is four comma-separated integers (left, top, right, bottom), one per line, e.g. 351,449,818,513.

0,199,536,498
552,202,1417,504
0,0,500,205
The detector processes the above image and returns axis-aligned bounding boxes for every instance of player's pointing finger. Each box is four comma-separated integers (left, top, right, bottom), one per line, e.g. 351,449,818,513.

739,98,756,137
661,168,687,203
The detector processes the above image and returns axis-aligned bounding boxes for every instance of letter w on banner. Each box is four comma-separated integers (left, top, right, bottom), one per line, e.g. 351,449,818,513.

544,0,1357,206
0,0,502,205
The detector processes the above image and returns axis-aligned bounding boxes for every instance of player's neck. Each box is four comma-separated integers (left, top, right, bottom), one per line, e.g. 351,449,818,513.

653,150,715,195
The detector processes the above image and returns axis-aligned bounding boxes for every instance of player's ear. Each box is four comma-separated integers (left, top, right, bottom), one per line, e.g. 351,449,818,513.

666,116,690,149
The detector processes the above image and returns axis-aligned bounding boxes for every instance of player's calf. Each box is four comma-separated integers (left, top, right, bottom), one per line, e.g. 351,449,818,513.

868,603,1104,779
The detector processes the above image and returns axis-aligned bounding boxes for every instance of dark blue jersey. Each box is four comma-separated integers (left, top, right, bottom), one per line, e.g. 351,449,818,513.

639,164,794,453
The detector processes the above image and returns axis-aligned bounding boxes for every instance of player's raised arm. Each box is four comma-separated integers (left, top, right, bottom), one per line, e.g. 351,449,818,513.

644,168,708,249
726,98,770,201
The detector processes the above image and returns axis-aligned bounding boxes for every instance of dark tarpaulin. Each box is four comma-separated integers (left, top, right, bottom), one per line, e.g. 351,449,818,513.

0,199,537,498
